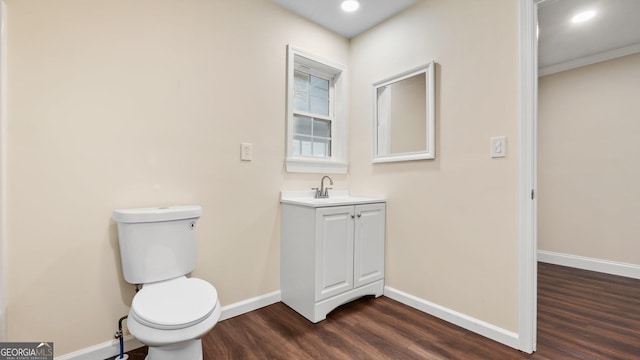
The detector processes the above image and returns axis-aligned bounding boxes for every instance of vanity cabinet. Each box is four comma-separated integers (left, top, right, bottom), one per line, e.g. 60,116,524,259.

281,201,385,323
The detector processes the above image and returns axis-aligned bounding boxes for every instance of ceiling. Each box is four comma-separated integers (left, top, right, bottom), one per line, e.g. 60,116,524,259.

271,0,417,39
538,0,640,75
271,0,640,75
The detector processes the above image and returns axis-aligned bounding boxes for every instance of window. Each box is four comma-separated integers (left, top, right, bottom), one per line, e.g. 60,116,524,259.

292,71,332,158
286,46,347,174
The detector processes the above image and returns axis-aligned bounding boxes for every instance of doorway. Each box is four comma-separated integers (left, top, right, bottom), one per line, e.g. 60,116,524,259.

527,0,640,354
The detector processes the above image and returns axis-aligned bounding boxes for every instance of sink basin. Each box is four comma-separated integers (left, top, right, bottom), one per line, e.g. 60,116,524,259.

280,190,385,207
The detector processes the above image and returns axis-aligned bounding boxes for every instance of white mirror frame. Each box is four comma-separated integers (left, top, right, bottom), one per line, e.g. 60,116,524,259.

372,61,435,163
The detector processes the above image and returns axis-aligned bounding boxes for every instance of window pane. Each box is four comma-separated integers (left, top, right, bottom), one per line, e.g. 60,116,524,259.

293,134,331,159
293,115,312,136
310,96,329,116
310,75,329,116
311,75,329,91
294,70,330,116
293,71,310,113
293,135,313,156
313,139,331,157
300,138,313,156
292,138,301,156
313,119,331,138
293,116,332,159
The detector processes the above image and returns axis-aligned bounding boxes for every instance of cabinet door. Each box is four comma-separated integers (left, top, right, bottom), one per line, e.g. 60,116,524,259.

315,205,355,301
353,203,386,288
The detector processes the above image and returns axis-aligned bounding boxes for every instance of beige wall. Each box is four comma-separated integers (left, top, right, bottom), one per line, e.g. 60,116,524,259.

538,53,640,264
5,0,523,355
6,0,348,354
350,0,520,332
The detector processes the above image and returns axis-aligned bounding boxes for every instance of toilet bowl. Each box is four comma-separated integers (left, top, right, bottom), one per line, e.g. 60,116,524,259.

112,205,219,360
127,277,221,360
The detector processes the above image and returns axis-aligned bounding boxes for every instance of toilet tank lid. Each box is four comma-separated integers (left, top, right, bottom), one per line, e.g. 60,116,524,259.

112,205,202,223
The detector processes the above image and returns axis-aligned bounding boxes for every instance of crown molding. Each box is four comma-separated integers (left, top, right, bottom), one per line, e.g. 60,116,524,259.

539,43,640,76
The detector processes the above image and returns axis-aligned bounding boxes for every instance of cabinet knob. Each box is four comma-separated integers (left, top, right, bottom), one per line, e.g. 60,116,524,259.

357,214,362,218
351,215,355,219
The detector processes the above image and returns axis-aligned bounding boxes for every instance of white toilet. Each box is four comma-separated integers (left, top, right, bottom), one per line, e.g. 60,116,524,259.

113,205,221,360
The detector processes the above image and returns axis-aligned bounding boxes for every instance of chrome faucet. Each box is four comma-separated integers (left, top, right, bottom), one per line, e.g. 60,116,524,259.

313,175,334,199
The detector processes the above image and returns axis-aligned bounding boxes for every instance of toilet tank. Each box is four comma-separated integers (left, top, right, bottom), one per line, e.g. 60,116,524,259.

112,206,202,284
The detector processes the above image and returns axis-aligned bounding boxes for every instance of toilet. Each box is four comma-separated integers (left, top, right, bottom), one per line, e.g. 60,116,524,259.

113,205,220,360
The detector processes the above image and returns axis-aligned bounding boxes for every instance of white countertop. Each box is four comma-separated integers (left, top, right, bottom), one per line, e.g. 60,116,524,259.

280,190,385,208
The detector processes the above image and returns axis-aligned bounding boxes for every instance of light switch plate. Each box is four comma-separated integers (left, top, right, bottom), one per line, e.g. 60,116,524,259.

241,142,253,161
490,136,506,158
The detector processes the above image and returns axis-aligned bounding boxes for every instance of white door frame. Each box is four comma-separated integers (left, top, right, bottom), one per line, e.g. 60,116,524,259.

518,0,538,353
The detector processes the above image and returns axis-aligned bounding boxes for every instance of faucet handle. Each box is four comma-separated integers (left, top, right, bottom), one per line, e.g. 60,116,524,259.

311,187,321,198
323,187,332,197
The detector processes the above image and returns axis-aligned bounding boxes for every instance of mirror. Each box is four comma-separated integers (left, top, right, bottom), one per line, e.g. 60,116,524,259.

373,62,435,163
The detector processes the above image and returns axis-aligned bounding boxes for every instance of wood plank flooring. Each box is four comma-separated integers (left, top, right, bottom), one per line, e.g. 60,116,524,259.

123,263,640,359
536,262,640,360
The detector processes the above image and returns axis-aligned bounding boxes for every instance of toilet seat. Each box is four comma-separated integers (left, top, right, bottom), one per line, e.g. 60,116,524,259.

130,277,218,330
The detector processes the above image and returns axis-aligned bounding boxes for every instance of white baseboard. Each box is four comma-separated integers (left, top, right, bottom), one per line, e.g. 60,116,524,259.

537,250,640,279
383,286,520,350
55,290,282,360
55,336,144,360
219,290,281,321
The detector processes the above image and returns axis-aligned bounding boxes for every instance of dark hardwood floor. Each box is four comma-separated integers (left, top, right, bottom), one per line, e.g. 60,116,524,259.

123,263,640,359
536,262,640,359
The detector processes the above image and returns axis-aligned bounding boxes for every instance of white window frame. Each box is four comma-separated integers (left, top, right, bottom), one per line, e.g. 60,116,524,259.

286,45,348,174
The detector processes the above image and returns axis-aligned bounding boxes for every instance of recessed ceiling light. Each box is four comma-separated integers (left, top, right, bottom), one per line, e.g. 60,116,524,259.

341,0,360,13
571,10,596,24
